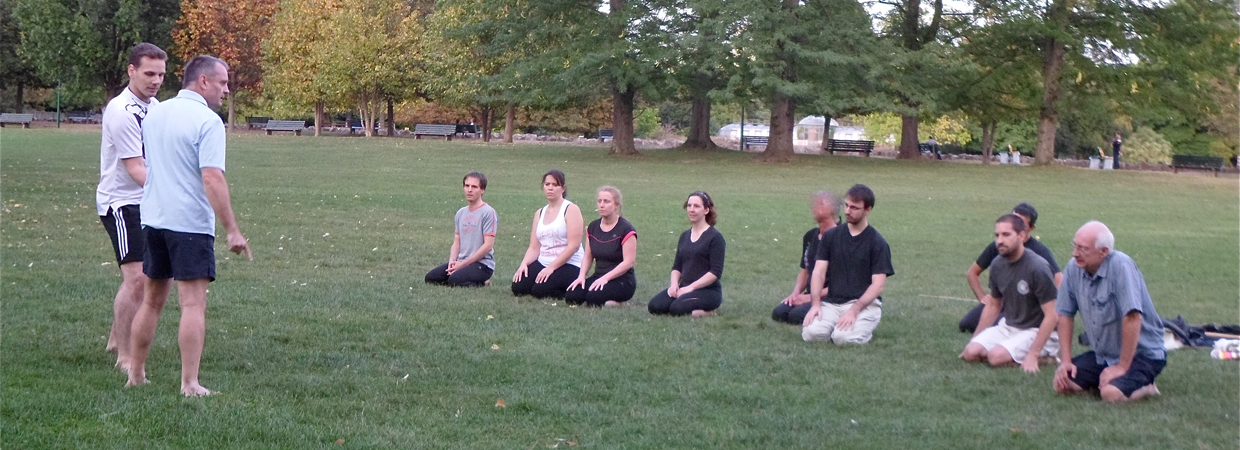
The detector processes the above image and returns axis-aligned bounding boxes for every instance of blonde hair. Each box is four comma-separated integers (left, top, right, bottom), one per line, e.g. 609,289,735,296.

597,186,623,215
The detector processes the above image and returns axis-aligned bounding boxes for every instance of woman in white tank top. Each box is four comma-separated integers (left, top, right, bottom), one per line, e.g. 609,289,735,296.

512,170,585,299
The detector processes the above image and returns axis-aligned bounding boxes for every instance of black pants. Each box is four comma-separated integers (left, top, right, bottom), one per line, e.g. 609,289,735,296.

958,303,1006,333
425,262,493,287
648,287,722,316
565,273,636,306
511,261,579,299
772,302,813,325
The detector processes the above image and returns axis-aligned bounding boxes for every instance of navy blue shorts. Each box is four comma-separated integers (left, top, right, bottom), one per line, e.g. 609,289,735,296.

143,227,216,281
100,205,145,264
1069,351,1166,397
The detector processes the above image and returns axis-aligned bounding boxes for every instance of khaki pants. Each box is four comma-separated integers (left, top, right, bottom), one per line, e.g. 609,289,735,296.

802,299,882,345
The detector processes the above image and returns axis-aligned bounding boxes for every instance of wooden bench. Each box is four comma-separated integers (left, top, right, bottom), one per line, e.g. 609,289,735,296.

1171,154,1224,176
827,139,875,157
247,116,273,129
0,113,34,128
265,120,306,135
598,129,613,142
455,124,477,137
742,135,769,150
414,124,456,140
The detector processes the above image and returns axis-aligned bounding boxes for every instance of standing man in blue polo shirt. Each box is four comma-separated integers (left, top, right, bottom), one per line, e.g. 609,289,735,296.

1053,221,1165,403
126,55,252,397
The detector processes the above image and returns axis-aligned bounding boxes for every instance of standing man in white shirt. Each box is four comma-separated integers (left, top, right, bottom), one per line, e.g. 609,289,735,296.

127,55,252,397
97,43,166,372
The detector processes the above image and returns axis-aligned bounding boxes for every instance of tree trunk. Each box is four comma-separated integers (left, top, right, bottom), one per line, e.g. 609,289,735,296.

1034,0,1073,165
763,92,796,162
314,100,324,136
681,92,719,150
227,90,236,131
480,106,493,143
504,103,515,143
15,81,24,113
819,115,833,153
981,120,995,165
898,114,920,159
386,97,396,137
609,84,639,155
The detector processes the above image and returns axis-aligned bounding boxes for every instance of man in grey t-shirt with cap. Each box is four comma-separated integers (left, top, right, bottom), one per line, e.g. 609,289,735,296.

960,214,1059,372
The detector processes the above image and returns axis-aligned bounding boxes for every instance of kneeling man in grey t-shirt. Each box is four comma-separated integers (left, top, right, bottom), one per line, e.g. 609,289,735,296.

960,214,1059,372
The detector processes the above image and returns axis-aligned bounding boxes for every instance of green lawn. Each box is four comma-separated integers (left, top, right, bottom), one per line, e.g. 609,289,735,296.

2,128,1237,449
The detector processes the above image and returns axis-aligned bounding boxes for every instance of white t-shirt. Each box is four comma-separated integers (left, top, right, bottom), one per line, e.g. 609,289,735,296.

140,90,226,235
96,88,157,215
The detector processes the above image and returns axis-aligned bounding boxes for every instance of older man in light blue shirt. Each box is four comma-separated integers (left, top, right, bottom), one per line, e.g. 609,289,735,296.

1053,221,1166,403
127,55,252,397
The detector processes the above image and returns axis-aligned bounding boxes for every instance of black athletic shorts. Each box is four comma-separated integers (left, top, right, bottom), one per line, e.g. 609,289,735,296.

143,227,216,281
1069,351,1166,398
100,204,145,264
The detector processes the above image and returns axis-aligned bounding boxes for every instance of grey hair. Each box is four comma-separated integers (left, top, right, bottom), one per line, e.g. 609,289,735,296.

182,55,228,89
810,190,840,217
1084,220,1115,252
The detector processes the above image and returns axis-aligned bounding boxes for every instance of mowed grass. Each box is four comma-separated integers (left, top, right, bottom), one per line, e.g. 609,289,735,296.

1,127,1237,449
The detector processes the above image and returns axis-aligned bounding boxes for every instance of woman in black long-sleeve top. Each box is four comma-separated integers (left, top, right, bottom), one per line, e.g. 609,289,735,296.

648,191,725,317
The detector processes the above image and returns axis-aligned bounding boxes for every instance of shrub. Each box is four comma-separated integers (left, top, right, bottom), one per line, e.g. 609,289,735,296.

1123,127,1173,164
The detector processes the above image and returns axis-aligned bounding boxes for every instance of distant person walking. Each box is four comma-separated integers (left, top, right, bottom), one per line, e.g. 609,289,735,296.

127,55,252,397
1112,134,1123,169
97,43,166,372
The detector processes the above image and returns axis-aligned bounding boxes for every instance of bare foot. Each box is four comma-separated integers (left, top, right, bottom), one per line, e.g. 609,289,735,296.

125,371,149,387
603,301,622,308
1129,383,1161,400
484,280,492,287
106,340,118,353
690,309,717,318
115,358,132,375
181,383,212,397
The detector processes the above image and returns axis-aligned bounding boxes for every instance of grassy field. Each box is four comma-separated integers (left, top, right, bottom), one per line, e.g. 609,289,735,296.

2,127,1237,449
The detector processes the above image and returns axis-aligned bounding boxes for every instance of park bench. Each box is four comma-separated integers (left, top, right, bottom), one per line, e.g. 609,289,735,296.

0,113,34,128
349,119,380,134
247,116,273,129
455,124,477,137
1171,154,1224,176
414,124,456,140
67,110,97,123
826,139,874,157
265,120,306,135
598,129,613,142
742,135,769,151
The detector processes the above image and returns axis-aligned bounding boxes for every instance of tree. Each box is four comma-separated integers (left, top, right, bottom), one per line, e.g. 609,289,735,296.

315,0,423,137
733,0,875,162
174,0,278,129
262,0,334,135
870,0,962,160
424,0,526,142
664,0,741,151
14,0,178,104
0,0,45,112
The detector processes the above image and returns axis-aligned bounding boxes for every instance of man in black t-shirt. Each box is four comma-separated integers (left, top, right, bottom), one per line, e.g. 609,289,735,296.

960,203,1062,333
772,191,839,324
802,185,894,345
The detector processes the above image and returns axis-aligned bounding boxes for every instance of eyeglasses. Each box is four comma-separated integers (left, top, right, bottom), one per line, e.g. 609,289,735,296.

1071,244,1095,253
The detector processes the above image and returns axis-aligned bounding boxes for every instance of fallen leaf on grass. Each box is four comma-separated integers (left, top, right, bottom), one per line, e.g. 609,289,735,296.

1009,428,1022,434
486,315,494,320
492,344,500,350
335,438,345,444
495,399,505,408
